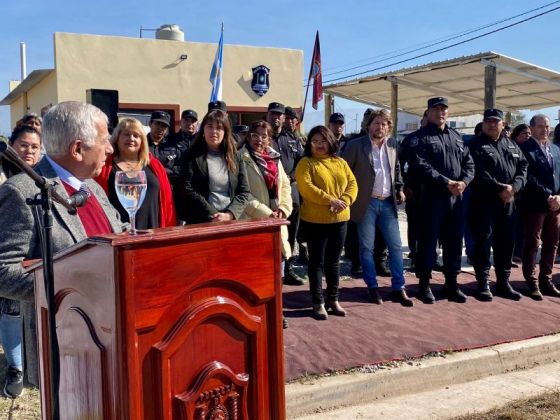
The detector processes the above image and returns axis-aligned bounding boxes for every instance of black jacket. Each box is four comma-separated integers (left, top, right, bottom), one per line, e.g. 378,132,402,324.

179,144,250,224
468,134,527,200
409,123,474,195
519,137,560,213
271,130,303,181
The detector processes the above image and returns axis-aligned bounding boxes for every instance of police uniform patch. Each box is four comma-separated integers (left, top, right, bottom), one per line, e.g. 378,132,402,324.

410,138,418,147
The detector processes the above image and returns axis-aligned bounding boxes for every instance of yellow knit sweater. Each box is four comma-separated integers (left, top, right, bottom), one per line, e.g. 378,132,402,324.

295,156,358,224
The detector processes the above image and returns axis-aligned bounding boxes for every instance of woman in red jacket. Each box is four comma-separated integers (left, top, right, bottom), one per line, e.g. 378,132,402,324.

95,117,176,228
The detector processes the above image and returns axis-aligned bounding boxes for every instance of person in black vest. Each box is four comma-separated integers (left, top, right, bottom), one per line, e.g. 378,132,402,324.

520,114,560,299
171,109,198,150
160,109,199,223
468,109,528,301
410,97,475,303
329,112,348,153
267,102,306,285
399,110,427,269
147,110,170,156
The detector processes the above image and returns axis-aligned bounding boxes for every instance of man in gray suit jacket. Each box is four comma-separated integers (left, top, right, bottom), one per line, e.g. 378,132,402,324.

0,101,124,388
342,109,413,306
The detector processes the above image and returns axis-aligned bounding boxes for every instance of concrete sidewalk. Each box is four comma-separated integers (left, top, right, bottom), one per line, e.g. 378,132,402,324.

286,333,560,419
293,361,560,419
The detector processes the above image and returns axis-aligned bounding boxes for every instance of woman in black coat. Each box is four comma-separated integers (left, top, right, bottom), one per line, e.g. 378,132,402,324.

179,109,250,224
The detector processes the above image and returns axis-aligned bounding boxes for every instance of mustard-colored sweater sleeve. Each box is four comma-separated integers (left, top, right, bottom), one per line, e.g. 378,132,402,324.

295,157,335,205
340,160,358,206
295,156,358,224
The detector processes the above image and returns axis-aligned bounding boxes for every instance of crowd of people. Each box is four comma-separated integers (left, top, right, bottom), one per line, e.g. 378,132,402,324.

1,97,560,399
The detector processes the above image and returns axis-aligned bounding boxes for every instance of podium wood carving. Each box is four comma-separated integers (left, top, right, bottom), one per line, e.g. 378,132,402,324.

32,219,287,419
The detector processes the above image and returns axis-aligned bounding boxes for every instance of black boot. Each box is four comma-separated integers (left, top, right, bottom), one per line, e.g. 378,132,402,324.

283,260,305,286
494,272,522,301
476,276,493,302
417,278,435,304
443,276,467,303
539,278,560,297
526,278,543,301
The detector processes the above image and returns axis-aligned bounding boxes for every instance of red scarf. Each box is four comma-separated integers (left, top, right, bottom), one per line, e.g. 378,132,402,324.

251,148,279,198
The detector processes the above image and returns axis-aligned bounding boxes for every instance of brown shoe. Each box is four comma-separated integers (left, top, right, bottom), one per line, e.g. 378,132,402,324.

312,304,328,320
326,300,347,316
539,279,560,297
391,289,414,307
367,288,383,304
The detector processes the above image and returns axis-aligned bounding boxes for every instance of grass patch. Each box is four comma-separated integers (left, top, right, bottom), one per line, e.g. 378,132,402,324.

452,391,560,420
0,350,41,418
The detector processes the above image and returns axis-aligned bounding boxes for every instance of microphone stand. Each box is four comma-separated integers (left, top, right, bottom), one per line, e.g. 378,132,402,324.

0,143,83,420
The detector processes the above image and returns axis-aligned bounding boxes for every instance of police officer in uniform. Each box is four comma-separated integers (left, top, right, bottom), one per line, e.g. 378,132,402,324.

160,110,199,223
399,110,428,268
468,108,527,301
267,102,305,285
410,97,475,303
147,110,171,156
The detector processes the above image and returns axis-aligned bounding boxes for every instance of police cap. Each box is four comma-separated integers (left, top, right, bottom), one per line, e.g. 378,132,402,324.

285,106,298,119
181,109,198,120
267,102,286,114
329,113,345,123
233,125,249,134
427,97,449,108
208,101,227,112
150,110,171,127
483,108,504,121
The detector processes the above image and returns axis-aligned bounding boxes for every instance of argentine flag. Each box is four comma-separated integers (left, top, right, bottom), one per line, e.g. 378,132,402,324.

209,25,224,102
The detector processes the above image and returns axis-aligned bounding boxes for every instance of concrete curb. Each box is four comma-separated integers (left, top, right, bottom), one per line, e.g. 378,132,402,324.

285,333,560,418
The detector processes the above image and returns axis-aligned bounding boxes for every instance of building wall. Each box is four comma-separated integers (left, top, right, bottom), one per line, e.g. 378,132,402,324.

9,96,25,129
27,72,57,117
53,32,303,119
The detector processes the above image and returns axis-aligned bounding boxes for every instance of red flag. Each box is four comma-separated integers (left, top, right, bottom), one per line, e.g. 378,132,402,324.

310,31,323,110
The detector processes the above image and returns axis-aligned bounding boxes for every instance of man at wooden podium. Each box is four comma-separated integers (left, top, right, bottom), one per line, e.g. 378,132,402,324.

0,101,124,388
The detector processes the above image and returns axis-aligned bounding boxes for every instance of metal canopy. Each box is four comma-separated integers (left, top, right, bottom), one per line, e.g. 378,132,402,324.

324,52,560,117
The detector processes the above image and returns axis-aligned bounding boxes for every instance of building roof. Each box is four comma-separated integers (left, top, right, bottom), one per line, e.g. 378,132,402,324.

324,52,560,117
0,69,54,105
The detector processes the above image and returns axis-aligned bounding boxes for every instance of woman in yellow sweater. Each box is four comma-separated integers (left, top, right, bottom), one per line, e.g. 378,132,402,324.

295,125,358,320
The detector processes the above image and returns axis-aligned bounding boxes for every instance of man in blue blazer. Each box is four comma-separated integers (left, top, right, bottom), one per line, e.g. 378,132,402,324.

519,114,560,299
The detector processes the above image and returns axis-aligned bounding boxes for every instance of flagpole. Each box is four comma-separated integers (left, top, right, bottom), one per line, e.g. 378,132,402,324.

301,31,319,122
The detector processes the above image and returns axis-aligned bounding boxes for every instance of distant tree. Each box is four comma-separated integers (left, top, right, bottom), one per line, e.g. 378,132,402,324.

509,111,526,127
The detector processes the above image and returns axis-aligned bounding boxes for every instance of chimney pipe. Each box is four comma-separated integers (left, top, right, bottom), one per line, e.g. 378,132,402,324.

20,42,27,81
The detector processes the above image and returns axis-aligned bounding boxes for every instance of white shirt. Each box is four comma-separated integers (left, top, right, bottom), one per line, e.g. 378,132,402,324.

45,155,88,191
370,139,392,198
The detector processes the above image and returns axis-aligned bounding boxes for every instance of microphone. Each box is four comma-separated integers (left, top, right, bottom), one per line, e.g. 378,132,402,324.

67,190,89,208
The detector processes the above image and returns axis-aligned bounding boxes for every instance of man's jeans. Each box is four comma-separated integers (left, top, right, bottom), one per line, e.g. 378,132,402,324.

0,313,23,370
357,197,405,290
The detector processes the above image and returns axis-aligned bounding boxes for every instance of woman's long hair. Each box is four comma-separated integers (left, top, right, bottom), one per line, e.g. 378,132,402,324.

192,110,237,171
110,118,150,167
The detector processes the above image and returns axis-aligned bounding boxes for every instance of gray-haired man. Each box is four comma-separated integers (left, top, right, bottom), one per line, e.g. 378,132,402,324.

0,101,124,387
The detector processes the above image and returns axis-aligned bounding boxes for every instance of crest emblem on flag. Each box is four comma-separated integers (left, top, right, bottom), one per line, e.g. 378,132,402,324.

251,65,270,97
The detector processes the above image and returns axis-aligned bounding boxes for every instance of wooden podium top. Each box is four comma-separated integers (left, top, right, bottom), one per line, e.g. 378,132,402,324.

25,218,288,271
90,218,288,246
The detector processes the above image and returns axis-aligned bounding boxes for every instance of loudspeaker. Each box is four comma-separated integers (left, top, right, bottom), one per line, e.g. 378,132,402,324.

86,89,119,132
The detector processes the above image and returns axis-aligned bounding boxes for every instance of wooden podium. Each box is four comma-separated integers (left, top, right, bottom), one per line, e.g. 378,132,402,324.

32,219,287,419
